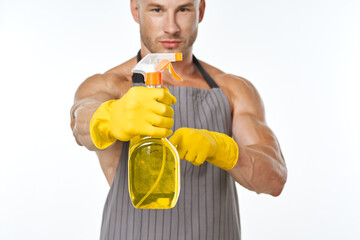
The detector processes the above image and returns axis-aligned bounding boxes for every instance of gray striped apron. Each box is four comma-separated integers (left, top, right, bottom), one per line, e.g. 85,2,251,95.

100,54,241,240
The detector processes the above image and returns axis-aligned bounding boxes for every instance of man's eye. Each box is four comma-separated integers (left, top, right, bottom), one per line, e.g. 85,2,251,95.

179,8,189,12
152,8,161,13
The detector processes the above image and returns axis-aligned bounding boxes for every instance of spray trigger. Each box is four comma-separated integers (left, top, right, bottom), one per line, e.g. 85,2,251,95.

156,59,183,82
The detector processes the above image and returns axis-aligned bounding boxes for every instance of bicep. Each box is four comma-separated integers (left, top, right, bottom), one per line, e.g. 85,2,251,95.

232,113,279,148
229,76,278,147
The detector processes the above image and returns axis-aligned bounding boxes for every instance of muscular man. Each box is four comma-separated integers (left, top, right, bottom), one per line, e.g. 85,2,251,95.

70,0,287,239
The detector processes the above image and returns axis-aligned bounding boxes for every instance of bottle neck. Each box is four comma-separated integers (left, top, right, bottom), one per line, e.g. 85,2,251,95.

146,84,162,88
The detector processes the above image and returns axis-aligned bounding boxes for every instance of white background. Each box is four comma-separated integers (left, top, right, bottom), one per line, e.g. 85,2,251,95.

1,0,359,239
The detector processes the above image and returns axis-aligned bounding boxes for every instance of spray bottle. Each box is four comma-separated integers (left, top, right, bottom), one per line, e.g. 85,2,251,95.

128,53,183,209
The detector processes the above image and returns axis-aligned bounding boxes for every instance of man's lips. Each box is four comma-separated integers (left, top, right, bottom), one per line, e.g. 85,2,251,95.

160,40,181,48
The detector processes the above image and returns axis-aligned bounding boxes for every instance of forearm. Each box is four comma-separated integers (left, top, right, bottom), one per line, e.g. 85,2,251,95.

71,98,106,151
227,143,287,196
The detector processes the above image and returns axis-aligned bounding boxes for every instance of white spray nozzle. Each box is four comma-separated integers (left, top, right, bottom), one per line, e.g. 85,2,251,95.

131,53,183,85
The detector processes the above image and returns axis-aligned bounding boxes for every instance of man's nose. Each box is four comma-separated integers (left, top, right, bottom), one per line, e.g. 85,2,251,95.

164,13,180,35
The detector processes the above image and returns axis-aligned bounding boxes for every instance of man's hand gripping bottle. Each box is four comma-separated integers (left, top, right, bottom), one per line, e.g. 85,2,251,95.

129,53,183,209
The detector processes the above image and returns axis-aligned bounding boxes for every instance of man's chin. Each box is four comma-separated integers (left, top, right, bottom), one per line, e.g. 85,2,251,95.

155,48,180,53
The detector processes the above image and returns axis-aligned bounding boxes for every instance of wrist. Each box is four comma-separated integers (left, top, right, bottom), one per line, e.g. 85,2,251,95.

89,100,117,149
202,130,239,170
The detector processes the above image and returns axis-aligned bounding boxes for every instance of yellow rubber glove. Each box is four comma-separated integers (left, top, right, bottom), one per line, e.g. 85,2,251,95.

169,128,238,170
90,86,176,149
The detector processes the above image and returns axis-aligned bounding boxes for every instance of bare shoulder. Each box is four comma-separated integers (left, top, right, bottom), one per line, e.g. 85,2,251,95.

199,60,265,120
74,57,137,101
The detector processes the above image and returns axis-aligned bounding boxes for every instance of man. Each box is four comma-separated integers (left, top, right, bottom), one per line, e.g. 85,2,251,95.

70,0,287,239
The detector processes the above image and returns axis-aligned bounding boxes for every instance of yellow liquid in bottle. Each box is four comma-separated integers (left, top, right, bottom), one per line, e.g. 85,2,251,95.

128,136,180,209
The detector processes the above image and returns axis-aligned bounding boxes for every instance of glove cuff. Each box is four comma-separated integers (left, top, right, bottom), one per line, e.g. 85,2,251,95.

89,100,117,149
203,130,239,170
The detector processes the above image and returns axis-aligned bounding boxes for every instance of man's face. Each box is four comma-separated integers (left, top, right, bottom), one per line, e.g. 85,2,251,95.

132,0,204,55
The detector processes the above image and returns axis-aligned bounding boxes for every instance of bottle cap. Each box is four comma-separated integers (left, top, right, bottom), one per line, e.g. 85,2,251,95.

145,72,161,85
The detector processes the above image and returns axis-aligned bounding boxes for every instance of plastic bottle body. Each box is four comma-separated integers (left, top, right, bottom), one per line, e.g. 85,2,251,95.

128,136,180,209
129,53,183,209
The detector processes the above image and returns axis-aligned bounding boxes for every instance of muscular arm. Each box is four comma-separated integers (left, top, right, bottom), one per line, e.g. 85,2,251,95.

225,76,287,196
70,73,128,185
70,73,121,150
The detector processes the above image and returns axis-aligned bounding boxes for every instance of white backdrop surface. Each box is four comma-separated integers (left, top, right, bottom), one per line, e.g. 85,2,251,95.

1,0,359,239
